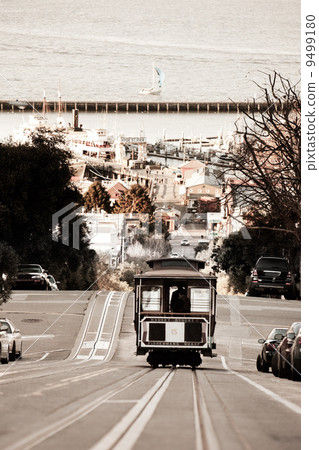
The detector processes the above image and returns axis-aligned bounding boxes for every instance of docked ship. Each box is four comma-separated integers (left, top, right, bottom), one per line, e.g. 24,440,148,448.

11,105,116,161
64,109,115,160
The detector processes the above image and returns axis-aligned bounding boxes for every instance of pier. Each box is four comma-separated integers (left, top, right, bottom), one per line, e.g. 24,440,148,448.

0,100,272,114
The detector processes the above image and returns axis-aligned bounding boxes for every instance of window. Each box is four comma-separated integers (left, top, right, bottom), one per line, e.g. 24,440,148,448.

141,286,161,311
162,260,189,268
0,321,11,333
189,288,210,312
256,258,288,271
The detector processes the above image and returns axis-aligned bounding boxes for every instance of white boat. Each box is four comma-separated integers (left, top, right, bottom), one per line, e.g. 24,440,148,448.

139,63,165,95
11,104,115,160
11,113,53,144
11,89,67,144
66,127,115,160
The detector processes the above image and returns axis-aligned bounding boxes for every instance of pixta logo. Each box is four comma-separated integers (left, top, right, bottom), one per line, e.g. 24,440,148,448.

52,203,90,250
52,205,151,251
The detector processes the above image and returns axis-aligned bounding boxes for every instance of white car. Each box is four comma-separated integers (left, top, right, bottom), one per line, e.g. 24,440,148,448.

0,318,22,361
47,275,59,291
0,325,10,364
181,239,190,246
170,252,179,258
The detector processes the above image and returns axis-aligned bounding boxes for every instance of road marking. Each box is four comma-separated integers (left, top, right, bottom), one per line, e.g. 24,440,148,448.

17,349,69,365
221,356,301,415
228,297,242,366
21,368,118,397
22,335,55,340
217,301,301,312
90,370,175,450
217,320,294,328
217,337,260,348
81,341,95,349
105,400,138,404
228,356,256,362
95,341,110,349
36,353,49,362
11,294,28,300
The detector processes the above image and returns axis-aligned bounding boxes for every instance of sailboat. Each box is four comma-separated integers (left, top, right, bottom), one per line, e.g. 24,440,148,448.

139,63,165,95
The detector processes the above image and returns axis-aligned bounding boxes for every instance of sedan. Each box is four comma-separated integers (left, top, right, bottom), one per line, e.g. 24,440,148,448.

256,327,288,372
290,328,301,381
0,318,22,361
272,321,301,378
0,324,10,364
181,239,190,246
13,264,50,290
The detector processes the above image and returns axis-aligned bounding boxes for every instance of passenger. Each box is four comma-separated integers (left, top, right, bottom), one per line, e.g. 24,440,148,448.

171,285,190,313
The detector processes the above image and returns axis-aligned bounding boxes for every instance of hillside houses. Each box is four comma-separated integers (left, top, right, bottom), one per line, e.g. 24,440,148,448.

180,167,222,211
106,180,129,206
179,160,206,180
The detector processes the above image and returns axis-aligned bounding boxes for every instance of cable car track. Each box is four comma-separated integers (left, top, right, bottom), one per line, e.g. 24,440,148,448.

192,370,220,450
91,368,221,450
7,366,220,450
72,291,129,361
6,367,160,450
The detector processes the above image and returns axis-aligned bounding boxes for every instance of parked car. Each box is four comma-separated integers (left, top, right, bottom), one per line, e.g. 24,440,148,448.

290,328,301,381
272,321,301,378
47,275,60,291
181,239,190,246
256,327,288,372
0,318,22,361
170,252,179,258
13,264,50,290
247,256,297,299
0,324,10,364
197,239,209,246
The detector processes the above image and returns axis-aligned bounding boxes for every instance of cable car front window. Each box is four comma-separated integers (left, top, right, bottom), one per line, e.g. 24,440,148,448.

190,288,210,312
141,286,161,311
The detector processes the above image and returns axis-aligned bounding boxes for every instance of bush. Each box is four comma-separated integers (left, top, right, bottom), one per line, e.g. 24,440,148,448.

127,237,170,260
0,242,19,304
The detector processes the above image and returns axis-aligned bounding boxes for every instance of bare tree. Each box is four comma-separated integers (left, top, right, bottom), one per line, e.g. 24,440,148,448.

226,72,301,242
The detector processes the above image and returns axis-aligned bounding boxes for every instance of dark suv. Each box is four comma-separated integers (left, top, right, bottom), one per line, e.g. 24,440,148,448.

248,256,296,299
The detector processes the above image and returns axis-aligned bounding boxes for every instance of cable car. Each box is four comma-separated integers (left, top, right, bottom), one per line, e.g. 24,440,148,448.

134,257,217,368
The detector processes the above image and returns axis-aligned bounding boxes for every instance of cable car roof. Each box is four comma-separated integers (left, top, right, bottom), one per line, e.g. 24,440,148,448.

146,257,206,269
134,257,216,279
135,269,216,280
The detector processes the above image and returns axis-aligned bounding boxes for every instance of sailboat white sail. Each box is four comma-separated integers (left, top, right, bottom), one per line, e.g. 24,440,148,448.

139,63,165,95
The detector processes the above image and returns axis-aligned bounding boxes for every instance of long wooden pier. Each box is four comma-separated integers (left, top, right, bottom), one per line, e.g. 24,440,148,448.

0,100,270,114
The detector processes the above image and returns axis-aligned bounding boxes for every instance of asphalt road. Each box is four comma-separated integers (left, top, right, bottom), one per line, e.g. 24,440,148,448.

0,289,301,450
169,222,209,259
